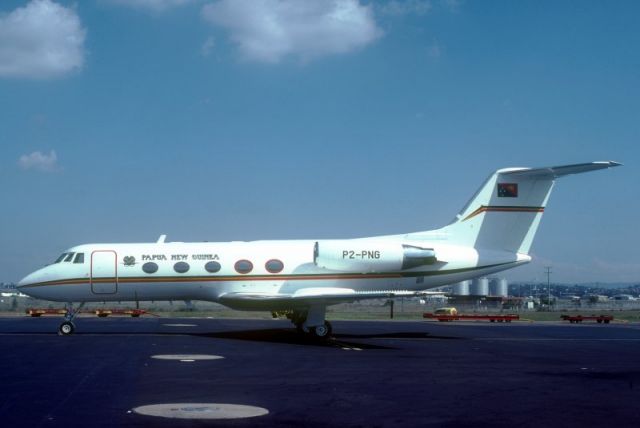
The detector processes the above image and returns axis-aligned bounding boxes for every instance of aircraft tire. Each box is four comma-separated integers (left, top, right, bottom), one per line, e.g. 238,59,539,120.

310,321,332,339
58,321,75,336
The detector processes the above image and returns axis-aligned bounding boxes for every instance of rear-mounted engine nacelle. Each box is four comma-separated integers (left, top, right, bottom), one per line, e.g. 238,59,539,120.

313,241,437,272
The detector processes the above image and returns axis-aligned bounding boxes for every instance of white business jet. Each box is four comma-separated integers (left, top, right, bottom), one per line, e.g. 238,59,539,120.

18,161,620,338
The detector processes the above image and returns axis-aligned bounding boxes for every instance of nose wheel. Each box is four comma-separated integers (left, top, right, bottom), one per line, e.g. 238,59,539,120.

58,321,75,335
58,302,84,335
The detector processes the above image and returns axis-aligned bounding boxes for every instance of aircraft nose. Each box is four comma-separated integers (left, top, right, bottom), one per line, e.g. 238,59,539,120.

17,271,40,289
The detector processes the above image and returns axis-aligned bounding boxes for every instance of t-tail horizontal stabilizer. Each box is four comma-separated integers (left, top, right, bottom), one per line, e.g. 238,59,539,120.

423,161,621,255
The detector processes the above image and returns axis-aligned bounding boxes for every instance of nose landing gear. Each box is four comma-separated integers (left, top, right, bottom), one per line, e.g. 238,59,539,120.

59,321,75,335
58,302,85,335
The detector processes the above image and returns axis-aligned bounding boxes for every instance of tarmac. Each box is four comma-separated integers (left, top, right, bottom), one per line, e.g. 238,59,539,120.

1,316,639,427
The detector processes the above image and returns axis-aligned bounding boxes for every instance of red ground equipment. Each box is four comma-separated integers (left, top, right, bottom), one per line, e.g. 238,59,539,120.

26,308,148,318
94,309,148,317
423,313,520,322
26,308,67,317
561,314,613,324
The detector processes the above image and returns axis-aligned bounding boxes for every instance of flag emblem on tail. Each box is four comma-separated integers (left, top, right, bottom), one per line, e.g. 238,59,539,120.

497,183,518,197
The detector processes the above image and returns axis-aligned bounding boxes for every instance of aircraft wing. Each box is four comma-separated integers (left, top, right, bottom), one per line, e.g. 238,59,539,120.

219,288,443,308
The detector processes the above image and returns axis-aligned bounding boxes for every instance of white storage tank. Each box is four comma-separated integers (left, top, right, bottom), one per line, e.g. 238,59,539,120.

490,278,508,297
470,277,489,296
452,280,470,296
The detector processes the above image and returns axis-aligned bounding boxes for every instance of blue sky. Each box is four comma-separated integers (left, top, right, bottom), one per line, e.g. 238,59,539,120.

1,0,638,284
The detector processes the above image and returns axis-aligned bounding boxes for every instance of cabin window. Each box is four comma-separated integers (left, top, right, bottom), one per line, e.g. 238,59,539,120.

73,253,85,264
174,262,190,273
234,260,253,274
205,261,221,273
265,259,284,274
142,262,158,274
55,253,68,263
64,253,75,262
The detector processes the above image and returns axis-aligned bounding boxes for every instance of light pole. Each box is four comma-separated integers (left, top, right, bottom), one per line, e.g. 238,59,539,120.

545,267,552,311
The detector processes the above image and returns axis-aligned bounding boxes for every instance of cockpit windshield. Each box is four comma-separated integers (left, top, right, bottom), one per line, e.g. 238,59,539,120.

55,252,83,263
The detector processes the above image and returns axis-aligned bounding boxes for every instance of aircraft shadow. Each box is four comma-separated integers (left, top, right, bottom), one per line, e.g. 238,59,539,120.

334,332,464,340
192,328,463,349
192,328,397,349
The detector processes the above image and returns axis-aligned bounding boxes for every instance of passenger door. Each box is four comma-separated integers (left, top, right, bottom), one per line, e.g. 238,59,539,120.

91,250,118,294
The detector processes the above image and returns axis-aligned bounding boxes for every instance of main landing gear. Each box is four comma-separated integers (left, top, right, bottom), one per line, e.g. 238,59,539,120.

58,302,85,335
287,305,333,340
308,321,333,339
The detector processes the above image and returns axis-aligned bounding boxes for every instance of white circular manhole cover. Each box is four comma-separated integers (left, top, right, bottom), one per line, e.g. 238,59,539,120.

162,323,197,327
151,354,224,361
132,403,268,419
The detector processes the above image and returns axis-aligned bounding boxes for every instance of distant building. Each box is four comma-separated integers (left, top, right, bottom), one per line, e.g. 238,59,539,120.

612,294,636,301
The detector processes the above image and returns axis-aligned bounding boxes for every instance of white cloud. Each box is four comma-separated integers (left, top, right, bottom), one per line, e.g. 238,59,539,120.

201,0,382,63
379,0,432,16
201,36,215,57
443,0,462,13
427,39,442,58
106,0,195,12
18,150,60,173
0,0,86,79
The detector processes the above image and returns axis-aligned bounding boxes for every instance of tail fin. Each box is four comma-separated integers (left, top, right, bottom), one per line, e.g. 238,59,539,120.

431,161,621,254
